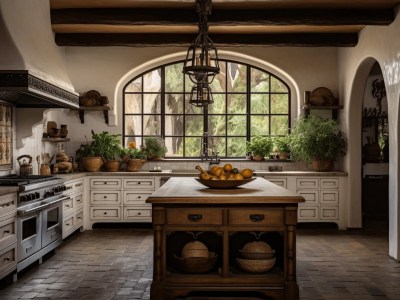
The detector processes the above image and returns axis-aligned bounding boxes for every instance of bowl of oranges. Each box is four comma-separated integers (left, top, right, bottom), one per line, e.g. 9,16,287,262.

194,164,255,189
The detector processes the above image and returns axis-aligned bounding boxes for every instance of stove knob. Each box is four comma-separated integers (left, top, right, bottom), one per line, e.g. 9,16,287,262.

54,186,59,193
26,194,32,201
35,192,40,199
62,185,67,191
20,195,27,202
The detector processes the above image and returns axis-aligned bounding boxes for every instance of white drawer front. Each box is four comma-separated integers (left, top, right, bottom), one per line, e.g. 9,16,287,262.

320,190,339,205
63,215,74,232
297,190,319,205
75,211,84,226
0,217,16,250
0,243,17,279
65,178,85,194
0,194,17,218
298,207,318,220
124,192,151,205
90,207,121,220
90,178,122,189
74,193,84,211
320,178,339,189
123,178,155,190
320,207,339,220
267,178,287,189
90,191,121,205
296,178,319,189
63,198,74,215
123,207,152,220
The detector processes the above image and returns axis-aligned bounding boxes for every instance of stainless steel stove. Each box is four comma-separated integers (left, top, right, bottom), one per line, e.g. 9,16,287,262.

0,175,70,274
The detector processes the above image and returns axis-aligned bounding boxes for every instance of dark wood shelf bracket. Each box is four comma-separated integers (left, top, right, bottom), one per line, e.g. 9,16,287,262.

77,106,111,124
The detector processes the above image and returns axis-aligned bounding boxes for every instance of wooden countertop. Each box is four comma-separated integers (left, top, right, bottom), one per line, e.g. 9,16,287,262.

147,177,305,204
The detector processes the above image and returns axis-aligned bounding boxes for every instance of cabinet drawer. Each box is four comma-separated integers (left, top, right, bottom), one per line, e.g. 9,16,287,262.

320,178,339,189
90,191,121,205
64,178,84,194
296,178,319,189
63,215,74,232
0,217,16,250
320,207,338,220
90,178,122,189
297,190,318,205
0,243,16,279
74,193,84,211
0,194,17,218
298,207,318,220
124,192,151,205
320,190,339,205
90,207,121,220
63,198,74,215
75,211,84,226
123,178,155,190
229,209,283,226
167,208,223,225
267,178,287,188
123,207,152,220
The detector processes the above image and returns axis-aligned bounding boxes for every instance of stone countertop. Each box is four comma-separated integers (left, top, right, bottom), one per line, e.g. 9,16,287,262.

0,186,19,196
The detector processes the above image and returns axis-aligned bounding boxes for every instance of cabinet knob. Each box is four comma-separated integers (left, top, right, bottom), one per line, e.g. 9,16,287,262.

138,196,141,199
138,212,141,215
104,196,107,199
188,214,202,222
138,182,141,185
104,212,107,215
249,214,265,222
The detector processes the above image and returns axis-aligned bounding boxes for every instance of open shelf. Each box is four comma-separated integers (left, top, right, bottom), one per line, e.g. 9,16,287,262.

76,106,111,124
303,104,343,120
42,138,70,143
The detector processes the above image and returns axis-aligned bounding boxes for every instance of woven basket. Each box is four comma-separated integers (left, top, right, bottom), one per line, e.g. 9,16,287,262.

239,249,275,260
181,241,209,258
173,252,217,273
236,257,276,273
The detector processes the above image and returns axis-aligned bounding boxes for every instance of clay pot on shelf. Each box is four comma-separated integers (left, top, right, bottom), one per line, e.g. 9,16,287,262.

82,156,103,172
126,159,144,172
105,159,120,172
311,159,333,172
60,125,68,138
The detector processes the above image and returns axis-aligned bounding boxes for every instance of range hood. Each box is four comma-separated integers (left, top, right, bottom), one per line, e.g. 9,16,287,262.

0,71,79,109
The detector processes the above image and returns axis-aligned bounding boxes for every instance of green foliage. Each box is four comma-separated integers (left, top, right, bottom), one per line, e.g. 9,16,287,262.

273,135,291,153
246,136,274,157
121,148,147,160
290,116,346,162
144,136,167,159
75,131,122,162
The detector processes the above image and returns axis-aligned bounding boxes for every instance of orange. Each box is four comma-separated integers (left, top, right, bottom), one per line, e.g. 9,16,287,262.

127,141,136,149
213,167,223,177
210,166,219,175
227,173,236,180
218,174,227,180
234,173,244,180
240,168,253,179
223,163,233,172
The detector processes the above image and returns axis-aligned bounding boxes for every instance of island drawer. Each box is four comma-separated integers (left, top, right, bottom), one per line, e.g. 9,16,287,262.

228,208,284,226
166,208,223,225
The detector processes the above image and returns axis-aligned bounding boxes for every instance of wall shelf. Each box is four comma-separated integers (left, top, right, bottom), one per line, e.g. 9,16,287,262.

303,105,343,120
42,138,70,143
77,106,111,124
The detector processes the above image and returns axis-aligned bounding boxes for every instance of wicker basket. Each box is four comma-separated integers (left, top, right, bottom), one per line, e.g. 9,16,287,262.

241,241,273,253
239,249,275,260
181,241,209,258
173,252,217,273
236,257,276,273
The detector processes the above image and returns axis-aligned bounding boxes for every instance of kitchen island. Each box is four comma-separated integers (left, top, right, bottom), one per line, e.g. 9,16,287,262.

146,177,305,300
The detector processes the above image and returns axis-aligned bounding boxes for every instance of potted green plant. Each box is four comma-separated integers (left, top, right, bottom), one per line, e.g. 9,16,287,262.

75,131,123,172
144,136,167,160
121,147,147,172
246,136,273,161
290,115,346,171
273,135,291,160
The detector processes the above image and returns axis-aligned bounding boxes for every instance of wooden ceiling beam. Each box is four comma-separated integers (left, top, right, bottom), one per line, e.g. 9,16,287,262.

54,33,358,47
51,8,394,26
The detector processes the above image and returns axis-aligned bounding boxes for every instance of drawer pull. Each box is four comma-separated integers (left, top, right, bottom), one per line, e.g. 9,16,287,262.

76,183,83,187
103,196,107,199
138,212,141,215
4,230,10,234
138,182,141,185
138,196,141,199
66,223,71,226
4,257,10,261
65,205,70,208
66,186,73,190
249,214,265,222
104,212,107,215
188,214,202,222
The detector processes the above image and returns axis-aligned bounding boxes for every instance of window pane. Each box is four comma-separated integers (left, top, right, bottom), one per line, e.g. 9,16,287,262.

185,94,203,114
271,76,288,93
143,115,161,135
125,77,142,93
209,115,226,136
165,137,183,157
227,137,246,157
143,69,161,92
250,94,269,114
185,137,201,157
125,94,142,113
144,94,161,113
165,63,183,92
227,63,246,92
185,74,194,93
251,116,269,136
165,115,183,136
213,137,226,157
210,69,226,92
125,115,142,136
251,69,269,92
271,116,289,135
271,94,289,114
227,115,246,135
124,136,142,148
227,94,246,114
209,94,225,114
165,94,183,114
185,115,203,136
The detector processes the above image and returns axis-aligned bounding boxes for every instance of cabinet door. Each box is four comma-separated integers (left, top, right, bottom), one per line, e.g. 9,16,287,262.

297,190,318,205
320,190,339,205
90,178,122,189
298,207,319,220
320,207,338,220
90,191,121,205
123,178,155,190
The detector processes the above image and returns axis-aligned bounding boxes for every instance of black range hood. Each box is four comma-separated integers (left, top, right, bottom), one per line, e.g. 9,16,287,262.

0,71,79,109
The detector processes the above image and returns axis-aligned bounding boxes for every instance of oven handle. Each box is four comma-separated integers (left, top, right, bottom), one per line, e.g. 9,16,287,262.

18,195,70,216
42,195,70,206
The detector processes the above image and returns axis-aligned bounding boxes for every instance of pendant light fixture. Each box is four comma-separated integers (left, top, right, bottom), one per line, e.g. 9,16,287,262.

189,78,214,107
183,0,220,85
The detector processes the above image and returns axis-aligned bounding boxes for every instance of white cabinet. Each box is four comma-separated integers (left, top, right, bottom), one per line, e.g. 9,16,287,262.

88,176,159,228
62,178,85,239
0,192,17,280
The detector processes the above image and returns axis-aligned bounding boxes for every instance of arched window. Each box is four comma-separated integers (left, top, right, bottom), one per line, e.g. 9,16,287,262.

123,59,291,158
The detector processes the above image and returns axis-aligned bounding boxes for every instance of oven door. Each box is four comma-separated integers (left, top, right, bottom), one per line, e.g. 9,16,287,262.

41,201,62,248
18,211,42,262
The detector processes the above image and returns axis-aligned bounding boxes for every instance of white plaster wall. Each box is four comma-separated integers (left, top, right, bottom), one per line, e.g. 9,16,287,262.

338,8,400,259
0,0,75,92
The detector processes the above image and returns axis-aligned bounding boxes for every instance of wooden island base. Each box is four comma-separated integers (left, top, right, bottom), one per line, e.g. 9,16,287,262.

147,177,304,300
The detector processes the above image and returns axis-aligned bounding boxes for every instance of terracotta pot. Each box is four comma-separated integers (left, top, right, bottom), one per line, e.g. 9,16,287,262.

311,159,333,172
278,152,289,160
126,159,144,172
82,156,103,172
105,159,120,172
251,155,264,161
